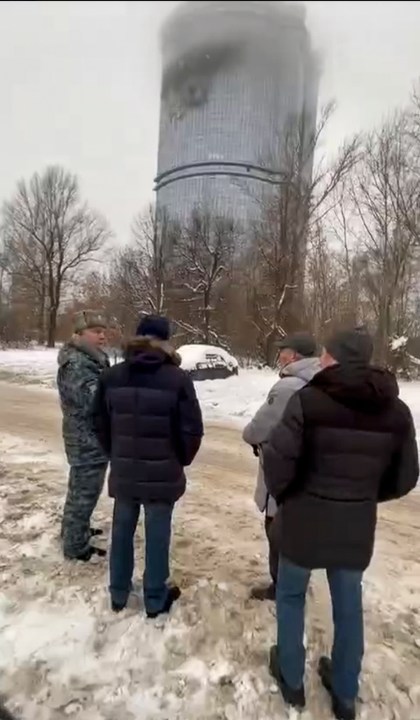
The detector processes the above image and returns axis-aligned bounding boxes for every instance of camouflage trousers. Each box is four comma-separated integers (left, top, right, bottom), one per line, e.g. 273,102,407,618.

61,463,107,559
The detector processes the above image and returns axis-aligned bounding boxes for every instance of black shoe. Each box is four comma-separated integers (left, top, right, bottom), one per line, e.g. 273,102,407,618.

269,645,305,709
65,545,107,562
111,601,126,613
90,528,104,537
318,657,356,720
250,583,276,601
146,586,181,619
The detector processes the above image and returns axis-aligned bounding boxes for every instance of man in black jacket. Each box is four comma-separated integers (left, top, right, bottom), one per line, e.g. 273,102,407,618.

262,328,418,720
93,315,203,618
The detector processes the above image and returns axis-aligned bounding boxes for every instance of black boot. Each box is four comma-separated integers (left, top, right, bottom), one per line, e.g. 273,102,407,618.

65,545,107,562
111,601,126,613
318,657,356,720
147,586,181,619
250,583,276,601
269,645,305,710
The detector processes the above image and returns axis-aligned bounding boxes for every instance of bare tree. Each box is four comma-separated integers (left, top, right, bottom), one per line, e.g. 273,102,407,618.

1,166,109,346
396,86,420,245
174,209,237,346
0,248,10,343
304,224,343,338
131,205,174,315
0,215,48,342
248,213,296,364
250,104,360,362
349,115,419,364
108,205,175,330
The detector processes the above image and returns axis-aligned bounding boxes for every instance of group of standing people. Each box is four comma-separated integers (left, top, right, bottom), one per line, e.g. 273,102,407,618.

57,312,418,720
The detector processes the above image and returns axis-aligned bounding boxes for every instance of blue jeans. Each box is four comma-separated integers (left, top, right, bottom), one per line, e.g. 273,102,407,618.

276,558,364,702
110,500,174,615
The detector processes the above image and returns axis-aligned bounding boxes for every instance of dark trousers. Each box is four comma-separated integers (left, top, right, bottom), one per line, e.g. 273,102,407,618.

276,558,364,702
265,515,280,585
62,463,107,558
110,499,174,615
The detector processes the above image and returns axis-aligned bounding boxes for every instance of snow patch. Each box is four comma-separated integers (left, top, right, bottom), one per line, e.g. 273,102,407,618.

391,336,408,351
0,601,96,671
194,370,275,425
0,346,58,384
0,432,63,468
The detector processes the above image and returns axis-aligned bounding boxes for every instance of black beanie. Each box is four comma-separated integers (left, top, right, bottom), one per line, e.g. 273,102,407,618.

136,315,171,341
325,327,373,366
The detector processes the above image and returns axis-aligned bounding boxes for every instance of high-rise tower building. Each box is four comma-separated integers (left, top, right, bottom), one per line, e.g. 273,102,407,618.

155,1,318,225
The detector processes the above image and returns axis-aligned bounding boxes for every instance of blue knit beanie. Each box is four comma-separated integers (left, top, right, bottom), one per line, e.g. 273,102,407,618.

136,315,171,341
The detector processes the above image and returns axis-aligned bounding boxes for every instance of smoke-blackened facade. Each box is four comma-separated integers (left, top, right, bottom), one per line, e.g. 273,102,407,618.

155,1,318,224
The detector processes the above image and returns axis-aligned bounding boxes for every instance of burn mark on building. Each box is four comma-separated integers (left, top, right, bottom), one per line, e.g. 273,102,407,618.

161,42,244,119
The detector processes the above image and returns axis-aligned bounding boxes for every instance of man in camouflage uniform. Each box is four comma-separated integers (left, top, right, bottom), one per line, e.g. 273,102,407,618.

57,310,110,561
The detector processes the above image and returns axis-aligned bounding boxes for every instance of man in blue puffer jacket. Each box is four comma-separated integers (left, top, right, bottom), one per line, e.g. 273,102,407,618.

93,315,203,618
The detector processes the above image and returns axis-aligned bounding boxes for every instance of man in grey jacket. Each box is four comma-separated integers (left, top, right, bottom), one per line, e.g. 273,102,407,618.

243,333,320,600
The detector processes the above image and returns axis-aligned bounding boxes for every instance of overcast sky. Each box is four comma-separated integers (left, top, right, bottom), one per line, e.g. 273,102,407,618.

1,0,420,242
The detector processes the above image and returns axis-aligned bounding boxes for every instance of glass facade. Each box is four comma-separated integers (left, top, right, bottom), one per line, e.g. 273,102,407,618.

155,1,318,226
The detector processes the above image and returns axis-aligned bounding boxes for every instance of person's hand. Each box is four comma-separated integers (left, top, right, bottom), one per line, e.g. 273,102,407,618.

252,445,259,457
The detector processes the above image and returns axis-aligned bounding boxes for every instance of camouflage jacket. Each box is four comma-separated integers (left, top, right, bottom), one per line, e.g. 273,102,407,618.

57,339,110,466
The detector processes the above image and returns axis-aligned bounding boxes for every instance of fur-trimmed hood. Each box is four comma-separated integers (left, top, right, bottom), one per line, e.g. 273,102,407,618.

124,336,181,367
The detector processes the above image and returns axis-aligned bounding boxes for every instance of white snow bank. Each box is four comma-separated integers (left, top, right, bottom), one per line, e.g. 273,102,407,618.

0,347,57,384
391,336,408,351
194,369,275,425
178,344,238,371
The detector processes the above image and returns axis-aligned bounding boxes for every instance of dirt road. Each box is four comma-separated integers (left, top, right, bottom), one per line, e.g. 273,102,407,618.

0,382,419,720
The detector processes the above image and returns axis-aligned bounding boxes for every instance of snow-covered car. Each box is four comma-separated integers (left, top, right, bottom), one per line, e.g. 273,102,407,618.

178,344,239,381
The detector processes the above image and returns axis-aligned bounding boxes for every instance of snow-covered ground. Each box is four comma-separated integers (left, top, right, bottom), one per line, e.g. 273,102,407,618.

0,356,419,719
0,347,58,386
0,413,419,720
